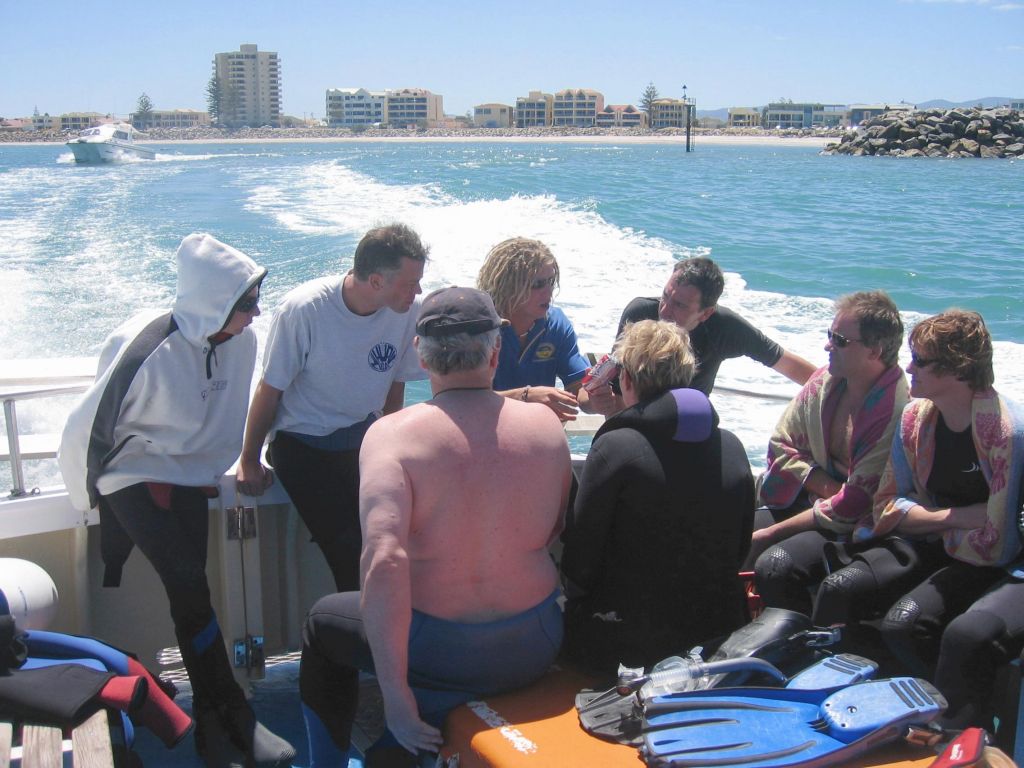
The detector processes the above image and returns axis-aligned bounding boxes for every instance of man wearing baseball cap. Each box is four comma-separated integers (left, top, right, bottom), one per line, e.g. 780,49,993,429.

299,287,571,766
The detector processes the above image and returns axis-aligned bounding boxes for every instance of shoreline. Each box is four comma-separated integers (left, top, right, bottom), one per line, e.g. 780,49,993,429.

4,133,832,148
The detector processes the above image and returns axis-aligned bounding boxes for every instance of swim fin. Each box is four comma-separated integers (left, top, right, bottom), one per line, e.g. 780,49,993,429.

641,677,946,768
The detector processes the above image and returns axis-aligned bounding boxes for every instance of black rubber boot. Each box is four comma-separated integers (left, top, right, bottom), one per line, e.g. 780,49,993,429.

194,706,246,768
221,701,297,768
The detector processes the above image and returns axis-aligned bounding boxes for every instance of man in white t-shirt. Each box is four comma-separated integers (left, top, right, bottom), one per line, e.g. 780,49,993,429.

236,223,428,591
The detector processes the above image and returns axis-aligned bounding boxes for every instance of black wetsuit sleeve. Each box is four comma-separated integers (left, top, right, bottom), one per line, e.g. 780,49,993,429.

615,297,659,339
711,307,784,367
561,439,623,595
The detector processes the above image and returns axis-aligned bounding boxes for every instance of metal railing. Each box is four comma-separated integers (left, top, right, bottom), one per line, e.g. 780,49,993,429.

2,383,89,497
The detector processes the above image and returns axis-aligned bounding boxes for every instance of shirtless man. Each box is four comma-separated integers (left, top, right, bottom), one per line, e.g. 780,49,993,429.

299,287,571,767
751,291,908,616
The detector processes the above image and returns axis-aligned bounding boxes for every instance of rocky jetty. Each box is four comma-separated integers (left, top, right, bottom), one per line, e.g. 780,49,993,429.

823,108,1024,158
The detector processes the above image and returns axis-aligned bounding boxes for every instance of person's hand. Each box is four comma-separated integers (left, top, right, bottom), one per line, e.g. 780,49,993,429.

382,685,443,756
235,458,274,496
528,386,579,422
583,383,621,416
743,527,777,571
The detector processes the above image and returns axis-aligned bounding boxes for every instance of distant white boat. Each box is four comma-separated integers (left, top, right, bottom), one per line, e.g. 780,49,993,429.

65,122,155,163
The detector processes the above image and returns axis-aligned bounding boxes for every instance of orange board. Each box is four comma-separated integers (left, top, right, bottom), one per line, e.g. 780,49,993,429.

441,668,939,768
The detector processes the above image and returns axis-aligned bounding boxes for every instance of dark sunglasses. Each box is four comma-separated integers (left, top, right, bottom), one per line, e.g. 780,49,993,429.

910,352,934,368
826,329,862,348
530,276,556,290
236,294,260,313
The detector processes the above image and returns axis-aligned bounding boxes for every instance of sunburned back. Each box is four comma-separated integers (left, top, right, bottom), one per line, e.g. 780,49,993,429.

386,392,568,622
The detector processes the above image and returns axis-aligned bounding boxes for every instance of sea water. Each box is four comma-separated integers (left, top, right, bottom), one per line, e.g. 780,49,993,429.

1,140,1021,490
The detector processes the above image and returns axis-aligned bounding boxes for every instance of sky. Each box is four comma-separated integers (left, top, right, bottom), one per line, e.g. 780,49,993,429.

3,0,1022,120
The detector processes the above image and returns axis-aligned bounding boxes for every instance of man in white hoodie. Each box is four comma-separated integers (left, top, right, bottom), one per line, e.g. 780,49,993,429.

58,233,294,768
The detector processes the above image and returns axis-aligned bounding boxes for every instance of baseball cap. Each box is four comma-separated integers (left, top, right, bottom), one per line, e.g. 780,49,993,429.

416,287,508,337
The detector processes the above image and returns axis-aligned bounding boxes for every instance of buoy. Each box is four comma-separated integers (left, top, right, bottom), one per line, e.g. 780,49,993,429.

0,558,59,630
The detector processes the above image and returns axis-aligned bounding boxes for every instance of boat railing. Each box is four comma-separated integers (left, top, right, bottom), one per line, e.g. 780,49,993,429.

0,357,792,505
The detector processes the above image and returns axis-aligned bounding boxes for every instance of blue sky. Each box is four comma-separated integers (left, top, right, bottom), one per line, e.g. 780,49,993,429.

3,0,1022,119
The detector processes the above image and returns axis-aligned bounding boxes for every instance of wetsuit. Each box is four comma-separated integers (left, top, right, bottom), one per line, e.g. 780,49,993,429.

616,298,784,395
561,388,754,672
299,590,562,762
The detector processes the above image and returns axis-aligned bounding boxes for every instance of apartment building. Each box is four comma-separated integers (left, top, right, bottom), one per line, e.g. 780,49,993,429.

130,110,211,130
326,88,386,127
515,91,553,128
727,107,760,128
762,102,846,129
473,103,514,128
59,113,112,132
649,98,692,129
1012,100,1024,110
595,104,645,128
553,89,604,127
384,88,443,127
212,43,282,127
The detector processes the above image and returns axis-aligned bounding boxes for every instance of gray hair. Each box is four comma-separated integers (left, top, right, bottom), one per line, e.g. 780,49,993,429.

417,329,500,375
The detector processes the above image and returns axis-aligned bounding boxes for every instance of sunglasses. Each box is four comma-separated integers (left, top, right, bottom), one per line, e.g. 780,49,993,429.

236,294,260,313
910,352,934,368
826,329,862,348
530,276,556,291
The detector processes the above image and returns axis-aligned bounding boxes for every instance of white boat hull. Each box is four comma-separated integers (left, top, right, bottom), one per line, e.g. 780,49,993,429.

66,139,155,163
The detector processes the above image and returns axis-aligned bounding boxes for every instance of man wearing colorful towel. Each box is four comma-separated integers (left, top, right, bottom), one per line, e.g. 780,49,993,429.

819,310,1024,732
299,287,570,767
751,291,909,617
615,257,815,398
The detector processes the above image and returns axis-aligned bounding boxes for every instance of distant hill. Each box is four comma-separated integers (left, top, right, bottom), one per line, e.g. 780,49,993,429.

916,97,1016,109
696,107,730,121
697,98,1018,120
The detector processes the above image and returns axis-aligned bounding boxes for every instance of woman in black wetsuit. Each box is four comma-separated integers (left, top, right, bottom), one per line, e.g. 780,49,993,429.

560,319,755,673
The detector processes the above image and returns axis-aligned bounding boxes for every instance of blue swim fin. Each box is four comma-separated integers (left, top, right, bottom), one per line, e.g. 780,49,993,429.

641,677,946,768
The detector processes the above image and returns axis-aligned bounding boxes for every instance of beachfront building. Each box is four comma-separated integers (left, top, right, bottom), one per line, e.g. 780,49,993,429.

59,113,113,132
515,91,553,127
1012,99,1024,110
648,98,692,129
728,107,761,128
130,109,211,130
30,112,57,131
595,104,645,128
474,103,514,128
212,43,282,127
761,102,846,129
848,103,915,126
553,89,604,127
384,88,443,128
325,88,386,127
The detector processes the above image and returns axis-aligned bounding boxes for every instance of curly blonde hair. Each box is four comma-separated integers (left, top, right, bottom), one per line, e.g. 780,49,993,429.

613,320,695,402
909,310,994,391
476,237,559,319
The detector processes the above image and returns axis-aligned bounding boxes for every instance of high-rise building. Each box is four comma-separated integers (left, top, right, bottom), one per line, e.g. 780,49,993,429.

212,43,282,127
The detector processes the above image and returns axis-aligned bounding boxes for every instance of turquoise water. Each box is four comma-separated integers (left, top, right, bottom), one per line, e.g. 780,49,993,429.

1,140,1022,482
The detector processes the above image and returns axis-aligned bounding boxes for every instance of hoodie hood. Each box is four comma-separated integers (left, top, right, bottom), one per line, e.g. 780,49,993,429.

172,233,267,345
595,387,718,444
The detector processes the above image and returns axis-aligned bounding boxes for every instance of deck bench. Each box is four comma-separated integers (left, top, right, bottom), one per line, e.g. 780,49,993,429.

1,709,114,768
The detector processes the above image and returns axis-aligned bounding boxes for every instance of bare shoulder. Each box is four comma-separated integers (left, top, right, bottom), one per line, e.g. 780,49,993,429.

501,398,569,443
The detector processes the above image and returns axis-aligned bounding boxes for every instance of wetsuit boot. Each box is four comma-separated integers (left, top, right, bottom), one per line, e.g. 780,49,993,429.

194,700,296,768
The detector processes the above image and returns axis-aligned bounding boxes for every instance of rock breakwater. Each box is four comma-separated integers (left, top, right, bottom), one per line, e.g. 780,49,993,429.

823,108,1024,158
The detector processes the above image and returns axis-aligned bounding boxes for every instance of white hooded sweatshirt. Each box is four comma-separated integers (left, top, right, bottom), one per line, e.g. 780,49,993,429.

59,234,266,511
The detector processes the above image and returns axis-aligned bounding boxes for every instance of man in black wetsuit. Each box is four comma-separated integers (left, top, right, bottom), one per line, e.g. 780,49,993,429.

616,257,815,397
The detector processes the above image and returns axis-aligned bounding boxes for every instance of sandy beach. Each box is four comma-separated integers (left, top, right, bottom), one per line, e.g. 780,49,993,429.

2,132,833,149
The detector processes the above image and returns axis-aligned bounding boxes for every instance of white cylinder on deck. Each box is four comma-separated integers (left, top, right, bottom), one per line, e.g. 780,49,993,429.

0,558,59,630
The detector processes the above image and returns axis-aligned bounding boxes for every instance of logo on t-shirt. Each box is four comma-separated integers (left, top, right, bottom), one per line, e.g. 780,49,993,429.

369,342,398,372
533,343,556,361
